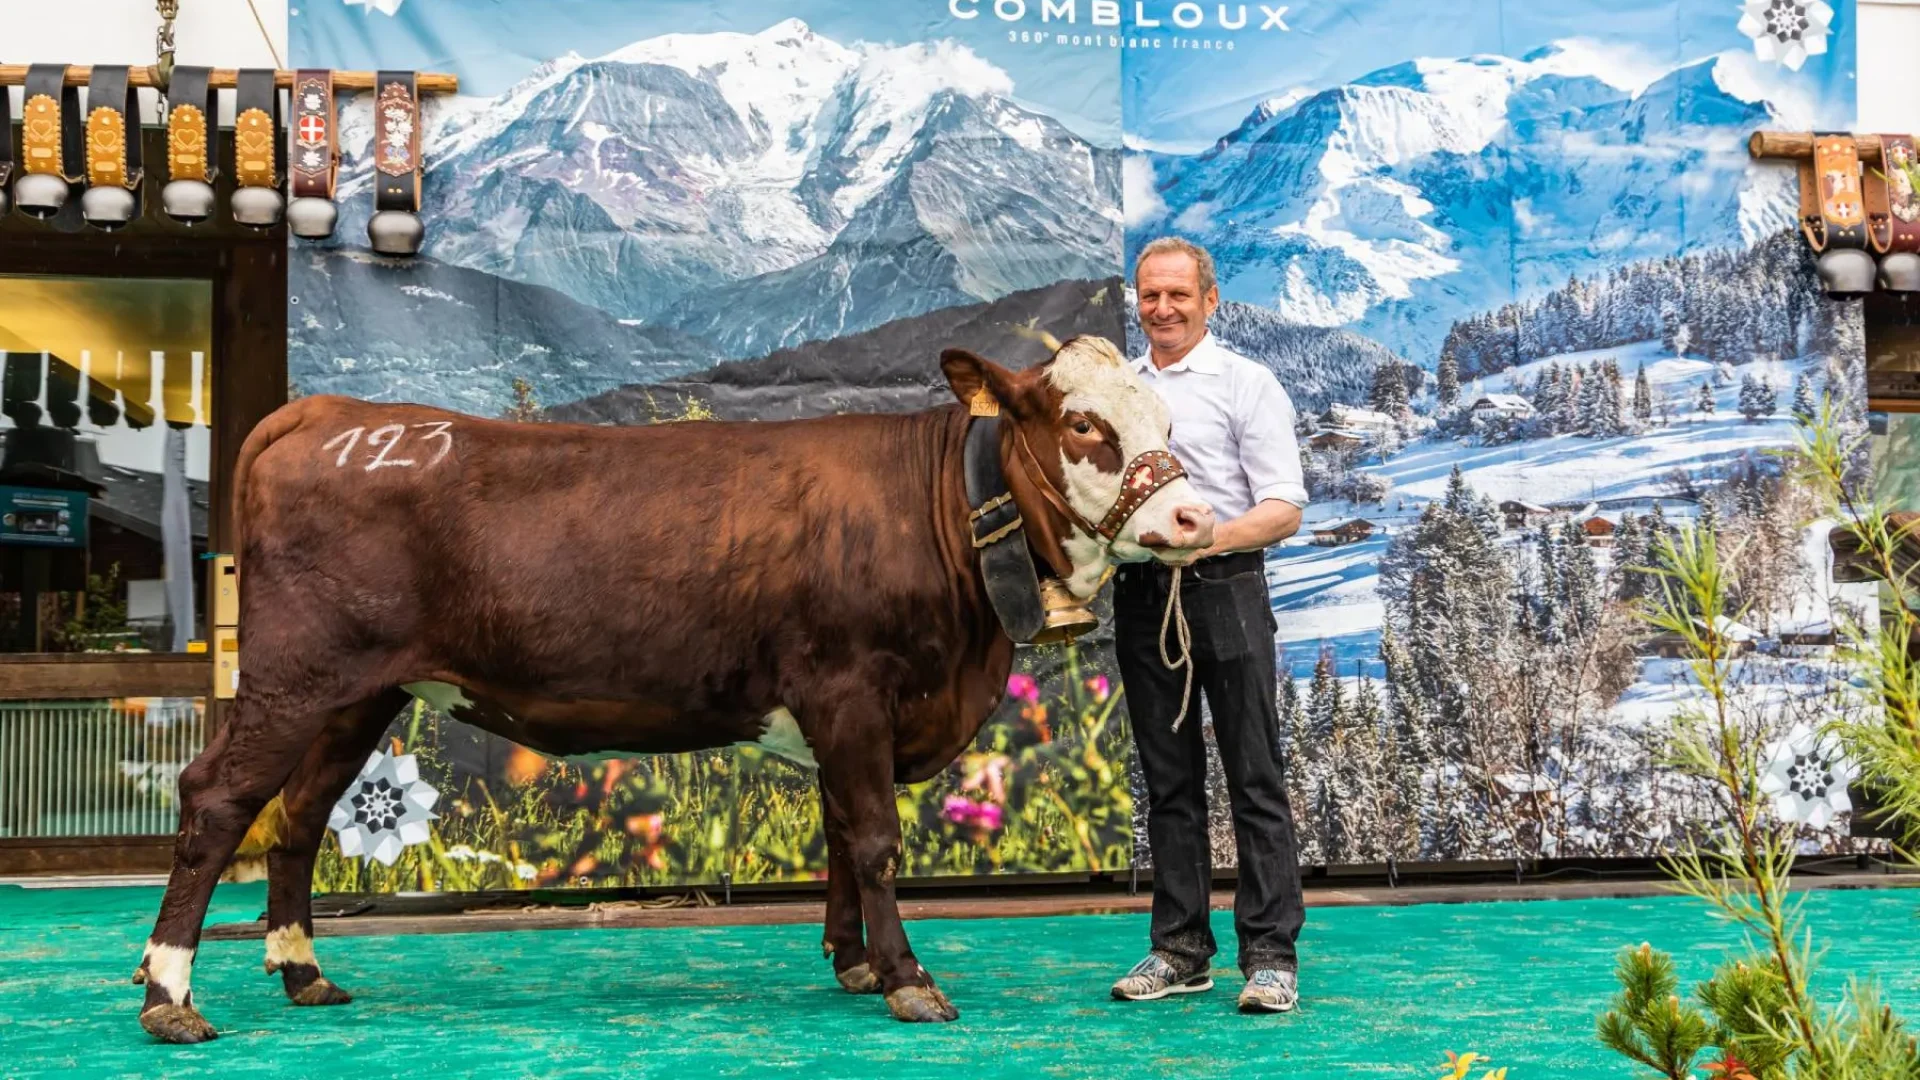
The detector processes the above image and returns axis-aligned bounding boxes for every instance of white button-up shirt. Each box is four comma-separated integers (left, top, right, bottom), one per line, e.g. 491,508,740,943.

1130,332,1310,519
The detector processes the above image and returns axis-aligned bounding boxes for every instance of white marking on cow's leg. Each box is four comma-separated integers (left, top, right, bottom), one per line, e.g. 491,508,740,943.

264,925,317,975
403,681,475,714
139,942,196,1010
737,707,818,769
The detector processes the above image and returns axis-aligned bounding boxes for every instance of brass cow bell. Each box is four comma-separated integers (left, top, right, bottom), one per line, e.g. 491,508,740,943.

1815,248,1877,297
1880,252,1920,293
1031,577,1098,645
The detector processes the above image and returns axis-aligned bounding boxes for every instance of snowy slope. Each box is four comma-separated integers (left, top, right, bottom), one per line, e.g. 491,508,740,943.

1130,43,1802,366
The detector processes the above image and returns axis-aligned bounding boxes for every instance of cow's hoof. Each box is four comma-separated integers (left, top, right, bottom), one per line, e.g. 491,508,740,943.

289,977,354,1006
835,964,882,994
140,1003,218,1044
886,985,959,1023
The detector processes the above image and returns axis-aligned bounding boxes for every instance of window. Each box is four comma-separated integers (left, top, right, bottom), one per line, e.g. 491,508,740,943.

0,275,214,654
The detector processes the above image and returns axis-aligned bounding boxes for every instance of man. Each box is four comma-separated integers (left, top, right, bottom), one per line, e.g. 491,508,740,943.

1109,237,1309,1014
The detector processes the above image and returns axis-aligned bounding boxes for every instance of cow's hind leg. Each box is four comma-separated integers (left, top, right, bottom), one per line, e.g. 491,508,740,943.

819,775,879,994
815,709,957,1023
134,689,353,1043
265,690,411,1006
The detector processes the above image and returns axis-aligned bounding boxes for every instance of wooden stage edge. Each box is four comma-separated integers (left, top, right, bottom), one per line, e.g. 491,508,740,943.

196,871,1920,943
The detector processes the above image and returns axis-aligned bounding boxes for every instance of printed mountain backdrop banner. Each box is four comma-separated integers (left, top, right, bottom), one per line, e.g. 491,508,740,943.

289,0,1866,891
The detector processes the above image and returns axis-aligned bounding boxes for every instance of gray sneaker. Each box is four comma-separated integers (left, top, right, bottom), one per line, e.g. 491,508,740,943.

1237,968,1298,1013
1111,953,1213,1001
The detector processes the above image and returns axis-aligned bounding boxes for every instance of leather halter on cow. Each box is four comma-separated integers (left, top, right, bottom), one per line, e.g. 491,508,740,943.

130,333,1214,1044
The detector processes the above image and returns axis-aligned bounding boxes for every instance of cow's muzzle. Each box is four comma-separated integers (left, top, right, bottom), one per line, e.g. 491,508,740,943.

1013,430,1201,547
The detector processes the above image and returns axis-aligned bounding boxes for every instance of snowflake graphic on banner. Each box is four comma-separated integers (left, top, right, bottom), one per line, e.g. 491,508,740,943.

1736,0,1833,71
342,0,406,16
1757,723,1858,830
327,748,439,865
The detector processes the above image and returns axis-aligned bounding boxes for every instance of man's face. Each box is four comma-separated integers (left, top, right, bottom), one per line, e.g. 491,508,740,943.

1135,252,1219,358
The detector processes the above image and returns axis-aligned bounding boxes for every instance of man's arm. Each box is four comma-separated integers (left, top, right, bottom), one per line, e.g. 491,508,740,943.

1179,364,1309,562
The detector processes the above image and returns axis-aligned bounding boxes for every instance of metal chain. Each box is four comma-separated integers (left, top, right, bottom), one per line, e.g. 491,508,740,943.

154,0,179,95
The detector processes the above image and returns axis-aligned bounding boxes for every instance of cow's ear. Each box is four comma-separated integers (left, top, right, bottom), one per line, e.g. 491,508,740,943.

941,348,1020,416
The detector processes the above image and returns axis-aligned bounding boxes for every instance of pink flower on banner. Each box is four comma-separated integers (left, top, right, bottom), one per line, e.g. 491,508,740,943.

1086,674,1111,702
942,795,1005,831
962,753,1012,804
1007,673,1040,704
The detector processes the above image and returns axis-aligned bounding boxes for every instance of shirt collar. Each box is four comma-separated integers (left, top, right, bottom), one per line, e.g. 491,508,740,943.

1133,331,1224,376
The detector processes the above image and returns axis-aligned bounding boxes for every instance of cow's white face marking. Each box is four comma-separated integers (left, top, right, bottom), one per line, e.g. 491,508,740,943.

264,925,318,975
323,421,453,470
1044,338,1209,589
139,941,196,1008
736,707,817,769
404,681,475,714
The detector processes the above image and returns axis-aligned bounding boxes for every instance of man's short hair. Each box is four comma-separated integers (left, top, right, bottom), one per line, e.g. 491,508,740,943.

1134,237,1217,296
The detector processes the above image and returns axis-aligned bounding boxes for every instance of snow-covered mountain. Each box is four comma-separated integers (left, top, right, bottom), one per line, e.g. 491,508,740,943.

1128,42,1813,366
326,19,1120,357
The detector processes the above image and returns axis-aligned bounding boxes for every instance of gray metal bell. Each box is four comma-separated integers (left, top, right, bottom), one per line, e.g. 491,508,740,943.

1879,252,1920,293
368,209,424,256
287,196,338,240
13,173,70,219
80,185,137,230
161,178,217,223
1815,248,1877,296
231,186,285,228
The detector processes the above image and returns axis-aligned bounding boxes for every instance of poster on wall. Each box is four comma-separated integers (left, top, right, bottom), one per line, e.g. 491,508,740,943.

1119,0,1871,867
289,0,1133,891
290,0,1870,891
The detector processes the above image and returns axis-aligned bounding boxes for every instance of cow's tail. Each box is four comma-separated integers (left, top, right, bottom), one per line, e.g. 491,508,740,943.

223,402,310,883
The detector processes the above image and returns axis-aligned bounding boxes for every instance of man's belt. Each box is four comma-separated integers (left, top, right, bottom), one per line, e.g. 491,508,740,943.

1869,134,1920,255
81,65,143,229
1800,132,1868,252
374,70,421,213
16,63,83,221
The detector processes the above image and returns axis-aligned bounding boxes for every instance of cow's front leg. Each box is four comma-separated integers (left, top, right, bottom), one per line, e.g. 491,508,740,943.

818,734,957,1023
265,692,408,1005
819,777,878,993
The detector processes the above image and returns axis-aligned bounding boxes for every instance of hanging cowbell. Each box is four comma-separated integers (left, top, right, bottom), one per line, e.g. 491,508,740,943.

229,68,285,228
1800,133,1876,296
1870,134,1920,293
160,67,219,224
14,64,84,219
367,70,425,256
287,69,340,239
80,66,145,230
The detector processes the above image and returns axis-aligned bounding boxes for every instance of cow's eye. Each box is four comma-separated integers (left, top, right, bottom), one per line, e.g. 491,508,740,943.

1073,419,1095,437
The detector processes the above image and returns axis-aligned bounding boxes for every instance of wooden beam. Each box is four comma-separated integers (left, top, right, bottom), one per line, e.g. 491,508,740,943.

0,656,212,699
1749,130,1888,162
0,65,458,95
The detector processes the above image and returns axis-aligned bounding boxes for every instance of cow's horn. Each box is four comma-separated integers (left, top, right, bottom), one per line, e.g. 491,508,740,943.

1010,323,1064,354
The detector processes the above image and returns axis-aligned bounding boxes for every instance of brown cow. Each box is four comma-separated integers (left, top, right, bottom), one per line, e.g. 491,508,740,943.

131,335,1215,1042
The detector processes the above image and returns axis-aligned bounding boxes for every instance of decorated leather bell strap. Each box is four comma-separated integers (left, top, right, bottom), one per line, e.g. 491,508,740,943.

373,70,421,212
233,68,283,189
22,64,83,180
165,66,218,183
0,67,13,188
1800,132,1866,253
1879,135,1920,254
84,65,142,191
291,69,339,199
1097,450,1188,541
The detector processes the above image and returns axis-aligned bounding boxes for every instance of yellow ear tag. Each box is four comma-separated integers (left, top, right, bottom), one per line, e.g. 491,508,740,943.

970,389,1001,417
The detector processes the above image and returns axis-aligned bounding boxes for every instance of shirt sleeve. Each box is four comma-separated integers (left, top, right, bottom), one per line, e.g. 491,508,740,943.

1235,365,1310,509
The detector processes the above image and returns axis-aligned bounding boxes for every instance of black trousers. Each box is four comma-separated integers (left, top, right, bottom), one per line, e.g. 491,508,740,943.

1113,549,1305,976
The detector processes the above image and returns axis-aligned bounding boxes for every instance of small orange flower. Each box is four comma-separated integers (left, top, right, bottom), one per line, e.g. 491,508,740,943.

505,744,548,785
1702,1052,1757,1080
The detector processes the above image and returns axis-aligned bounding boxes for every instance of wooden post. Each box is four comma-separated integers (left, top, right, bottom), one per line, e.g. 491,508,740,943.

0,65,459,95
1749,130,1887,163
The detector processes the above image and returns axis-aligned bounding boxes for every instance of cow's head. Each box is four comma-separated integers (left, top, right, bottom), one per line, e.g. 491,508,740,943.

942,336,1215,598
